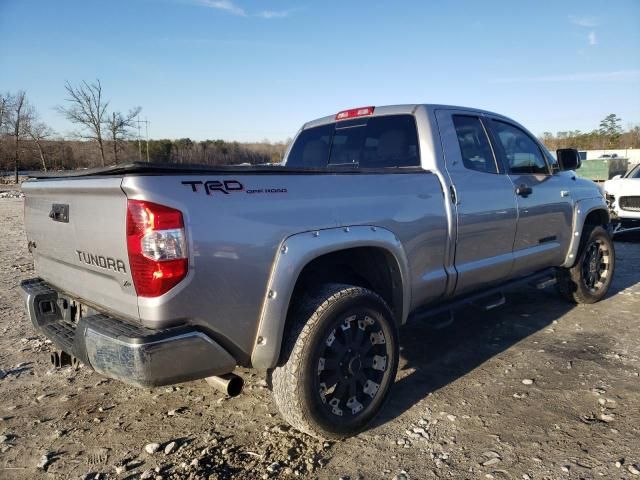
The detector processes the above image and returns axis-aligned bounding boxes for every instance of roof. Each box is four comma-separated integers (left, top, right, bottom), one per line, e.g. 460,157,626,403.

302,104,511,129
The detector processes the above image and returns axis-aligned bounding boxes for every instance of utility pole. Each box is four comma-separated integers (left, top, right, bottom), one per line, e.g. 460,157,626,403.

135,117,150,162
136,115,142,161
145,117,150,162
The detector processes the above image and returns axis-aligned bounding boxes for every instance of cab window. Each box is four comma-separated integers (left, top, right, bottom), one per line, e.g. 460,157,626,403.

491,120,549,175
452,115,498,174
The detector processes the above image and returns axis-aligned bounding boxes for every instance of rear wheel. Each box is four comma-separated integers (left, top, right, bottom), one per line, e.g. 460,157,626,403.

557,226,615,304
271,284,399,439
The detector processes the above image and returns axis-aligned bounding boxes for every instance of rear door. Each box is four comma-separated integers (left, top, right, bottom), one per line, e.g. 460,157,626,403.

435,110,518,294
487,119,574,274
22,177,139,321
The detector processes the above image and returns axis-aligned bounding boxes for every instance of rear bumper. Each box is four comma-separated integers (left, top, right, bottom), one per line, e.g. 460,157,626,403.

20,278,237,387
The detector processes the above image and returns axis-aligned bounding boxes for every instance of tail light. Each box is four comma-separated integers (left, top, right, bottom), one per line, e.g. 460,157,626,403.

126,200,188,297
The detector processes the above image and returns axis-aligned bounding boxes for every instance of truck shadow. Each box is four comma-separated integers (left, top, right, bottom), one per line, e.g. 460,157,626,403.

370,240,639,429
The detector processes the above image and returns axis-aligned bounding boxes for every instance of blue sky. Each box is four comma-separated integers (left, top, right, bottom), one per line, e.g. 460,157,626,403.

1,0,639,142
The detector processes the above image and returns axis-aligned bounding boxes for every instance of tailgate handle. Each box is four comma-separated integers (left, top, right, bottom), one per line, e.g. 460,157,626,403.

49,204,69,223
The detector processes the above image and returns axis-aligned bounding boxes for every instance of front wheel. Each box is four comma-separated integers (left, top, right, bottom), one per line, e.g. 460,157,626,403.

271,284,399,439
557,226,615,304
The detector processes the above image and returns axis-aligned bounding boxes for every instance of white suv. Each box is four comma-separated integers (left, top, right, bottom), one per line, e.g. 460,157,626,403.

604,163,640,234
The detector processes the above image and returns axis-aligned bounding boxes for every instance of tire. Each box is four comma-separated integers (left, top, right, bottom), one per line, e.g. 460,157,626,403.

271,283,399,439
557,226,615,304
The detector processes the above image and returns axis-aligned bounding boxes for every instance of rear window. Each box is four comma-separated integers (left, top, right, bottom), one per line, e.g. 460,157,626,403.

286,115,420,168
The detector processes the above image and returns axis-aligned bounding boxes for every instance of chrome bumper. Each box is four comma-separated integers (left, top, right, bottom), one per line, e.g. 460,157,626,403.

20,278,236,387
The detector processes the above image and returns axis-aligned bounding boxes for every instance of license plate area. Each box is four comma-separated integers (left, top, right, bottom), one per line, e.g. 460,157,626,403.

49,203,69,223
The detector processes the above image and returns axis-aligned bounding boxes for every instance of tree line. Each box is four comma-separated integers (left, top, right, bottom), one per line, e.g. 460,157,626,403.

0,81,288,182
540,113,640,151
1,82,639,183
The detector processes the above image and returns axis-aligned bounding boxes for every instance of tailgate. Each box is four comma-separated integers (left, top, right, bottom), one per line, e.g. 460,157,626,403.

22,177,138,321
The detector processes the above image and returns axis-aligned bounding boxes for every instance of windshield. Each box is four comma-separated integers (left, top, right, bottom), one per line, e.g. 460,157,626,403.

286,115,420,168
624,163,640,178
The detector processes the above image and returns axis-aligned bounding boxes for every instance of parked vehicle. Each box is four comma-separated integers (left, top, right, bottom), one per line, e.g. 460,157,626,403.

604,163,640,234
20,104,614,439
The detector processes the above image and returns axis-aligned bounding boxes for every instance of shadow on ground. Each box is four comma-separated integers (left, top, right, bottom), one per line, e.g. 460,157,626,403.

372,236,640,429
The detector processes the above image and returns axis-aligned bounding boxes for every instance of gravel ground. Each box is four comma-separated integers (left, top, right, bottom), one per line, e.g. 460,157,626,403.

0,196,639,480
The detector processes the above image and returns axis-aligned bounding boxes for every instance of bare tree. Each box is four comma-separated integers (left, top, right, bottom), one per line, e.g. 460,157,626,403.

6,91,28,183
57,80,109,166
0,93,9,175
25,107,55,171
0,93,10,134
104,107,141,164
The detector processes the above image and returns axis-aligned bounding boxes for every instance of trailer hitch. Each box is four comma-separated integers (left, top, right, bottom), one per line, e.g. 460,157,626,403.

50,350,81,369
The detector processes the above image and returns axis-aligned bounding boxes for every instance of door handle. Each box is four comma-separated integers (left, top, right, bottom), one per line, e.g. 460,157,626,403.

449,185,458,205
560,190,570,197
515,185,532,197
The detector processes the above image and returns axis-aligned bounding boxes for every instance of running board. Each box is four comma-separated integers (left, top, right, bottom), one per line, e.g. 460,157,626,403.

532,276,557,289
471,293,506,311
409,268,556,323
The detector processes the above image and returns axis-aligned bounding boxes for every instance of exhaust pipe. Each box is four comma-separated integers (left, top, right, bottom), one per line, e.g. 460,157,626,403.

50,350,81,369
205,373,243,397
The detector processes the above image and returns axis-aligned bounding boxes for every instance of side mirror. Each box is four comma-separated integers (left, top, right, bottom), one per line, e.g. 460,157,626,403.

612,174,622,180
556,148,581,171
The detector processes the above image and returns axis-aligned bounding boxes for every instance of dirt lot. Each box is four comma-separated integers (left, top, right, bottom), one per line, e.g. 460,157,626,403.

0,195,639,480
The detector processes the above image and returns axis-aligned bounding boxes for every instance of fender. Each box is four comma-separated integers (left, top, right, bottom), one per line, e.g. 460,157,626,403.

561,196,610,268
250,225,411,369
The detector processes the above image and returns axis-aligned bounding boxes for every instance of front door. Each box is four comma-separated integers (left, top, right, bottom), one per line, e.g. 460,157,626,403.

435,110,518,295
487,118,574,275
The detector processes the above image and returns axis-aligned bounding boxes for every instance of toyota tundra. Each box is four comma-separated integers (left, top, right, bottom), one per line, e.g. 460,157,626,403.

20,104,614,439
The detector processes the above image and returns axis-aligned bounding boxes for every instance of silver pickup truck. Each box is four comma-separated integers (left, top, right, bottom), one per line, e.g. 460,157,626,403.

20,104,615,439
